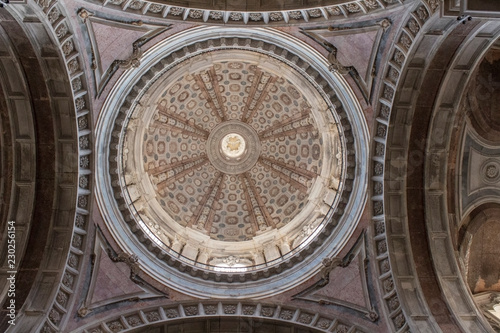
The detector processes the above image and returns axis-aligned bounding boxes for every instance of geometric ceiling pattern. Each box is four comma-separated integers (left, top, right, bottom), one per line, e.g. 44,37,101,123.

140,59,322,242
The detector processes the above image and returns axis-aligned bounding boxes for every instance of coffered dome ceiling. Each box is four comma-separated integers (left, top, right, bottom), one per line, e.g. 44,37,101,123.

96,27,368,297
122,50,341,267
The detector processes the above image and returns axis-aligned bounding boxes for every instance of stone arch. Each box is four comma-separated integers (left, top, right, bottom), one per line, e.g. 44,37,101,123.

367,0,500,331
466,46,500,143
367,0,442,331
75,301,366,333
82,0,405,26
0,5,83,332
128,318,325,333
380,10,500,333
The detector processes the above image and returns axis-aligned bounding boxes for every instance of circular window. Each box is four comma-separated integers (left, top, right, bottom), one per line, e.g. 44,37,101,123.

96,27,368,298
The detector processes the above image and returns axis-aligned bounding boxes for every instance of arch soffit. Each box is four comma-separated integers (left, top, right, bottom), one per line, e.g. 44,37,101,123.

1,2,96,333
73,301,369,333
380,4,500,333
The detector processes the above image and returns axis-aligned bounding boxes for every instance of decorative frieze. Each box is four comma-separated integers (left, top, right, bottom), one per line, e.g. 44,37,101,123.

80,302,361,333
96,0,402,25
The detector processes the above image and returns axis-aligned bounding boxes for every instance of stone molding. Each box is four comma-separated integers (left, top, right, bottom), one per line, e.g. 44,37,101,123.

75,301,367,333
375,0,500,332
86,0,406,26
367,0,440,331
474,292,500,331
6,0,96,332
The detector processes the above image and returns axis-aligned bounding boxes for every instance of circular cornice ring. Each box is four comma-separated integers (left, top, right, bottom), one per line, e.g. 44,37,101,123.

95,27,368,298
206,121,260,175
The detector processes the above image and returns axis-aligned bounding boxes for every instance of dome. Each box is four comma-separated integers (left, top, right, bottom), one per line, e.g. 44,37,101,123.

96,27,368,297
121,50,341,264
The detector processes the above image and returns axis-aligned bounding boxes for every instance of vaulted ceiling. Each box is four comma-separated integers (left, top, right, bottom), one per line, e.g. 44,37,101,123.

1,1,500,333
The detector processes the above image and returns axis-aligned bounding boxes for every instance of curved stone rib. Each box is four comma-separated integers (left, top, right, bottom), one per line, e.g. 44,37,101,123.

153,156,209,191
241,69,277,123
154,108,209,139
239,174,261,234
195,67,227,122
260,155,317,179
259,113,316,141
147,154,206,176
188,172,225,231
203,173,226,233
258,158,309,194
258,111,310,138
241,172,276,230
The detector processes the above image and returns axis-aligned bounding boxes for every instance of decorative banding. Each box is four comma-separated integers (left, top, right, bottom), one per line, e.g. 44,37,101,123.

76,301,365,333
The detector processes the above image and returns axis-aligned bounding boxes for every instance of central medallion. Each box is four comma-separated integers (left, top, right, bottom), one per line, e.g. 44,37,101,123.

206,120,261,175
221,133,245,158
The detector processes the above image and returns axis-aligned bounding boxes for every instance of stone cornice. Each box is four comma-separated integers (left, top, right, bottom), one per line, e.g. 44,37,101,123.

85,0,408,26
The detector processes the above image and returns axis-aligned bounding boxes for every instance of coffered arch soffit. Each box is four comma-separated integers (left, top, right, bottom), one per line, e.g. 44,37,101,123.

377,4,500,332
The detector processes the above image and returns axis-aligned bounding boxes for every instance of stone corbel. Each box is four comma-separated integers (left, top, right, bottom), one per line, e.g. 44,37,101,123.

124,171,138,185
171,236,185,253
251,250,265,266
263,242,281,262
197,249,211,264
279,238,291,254
474,292,500,330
